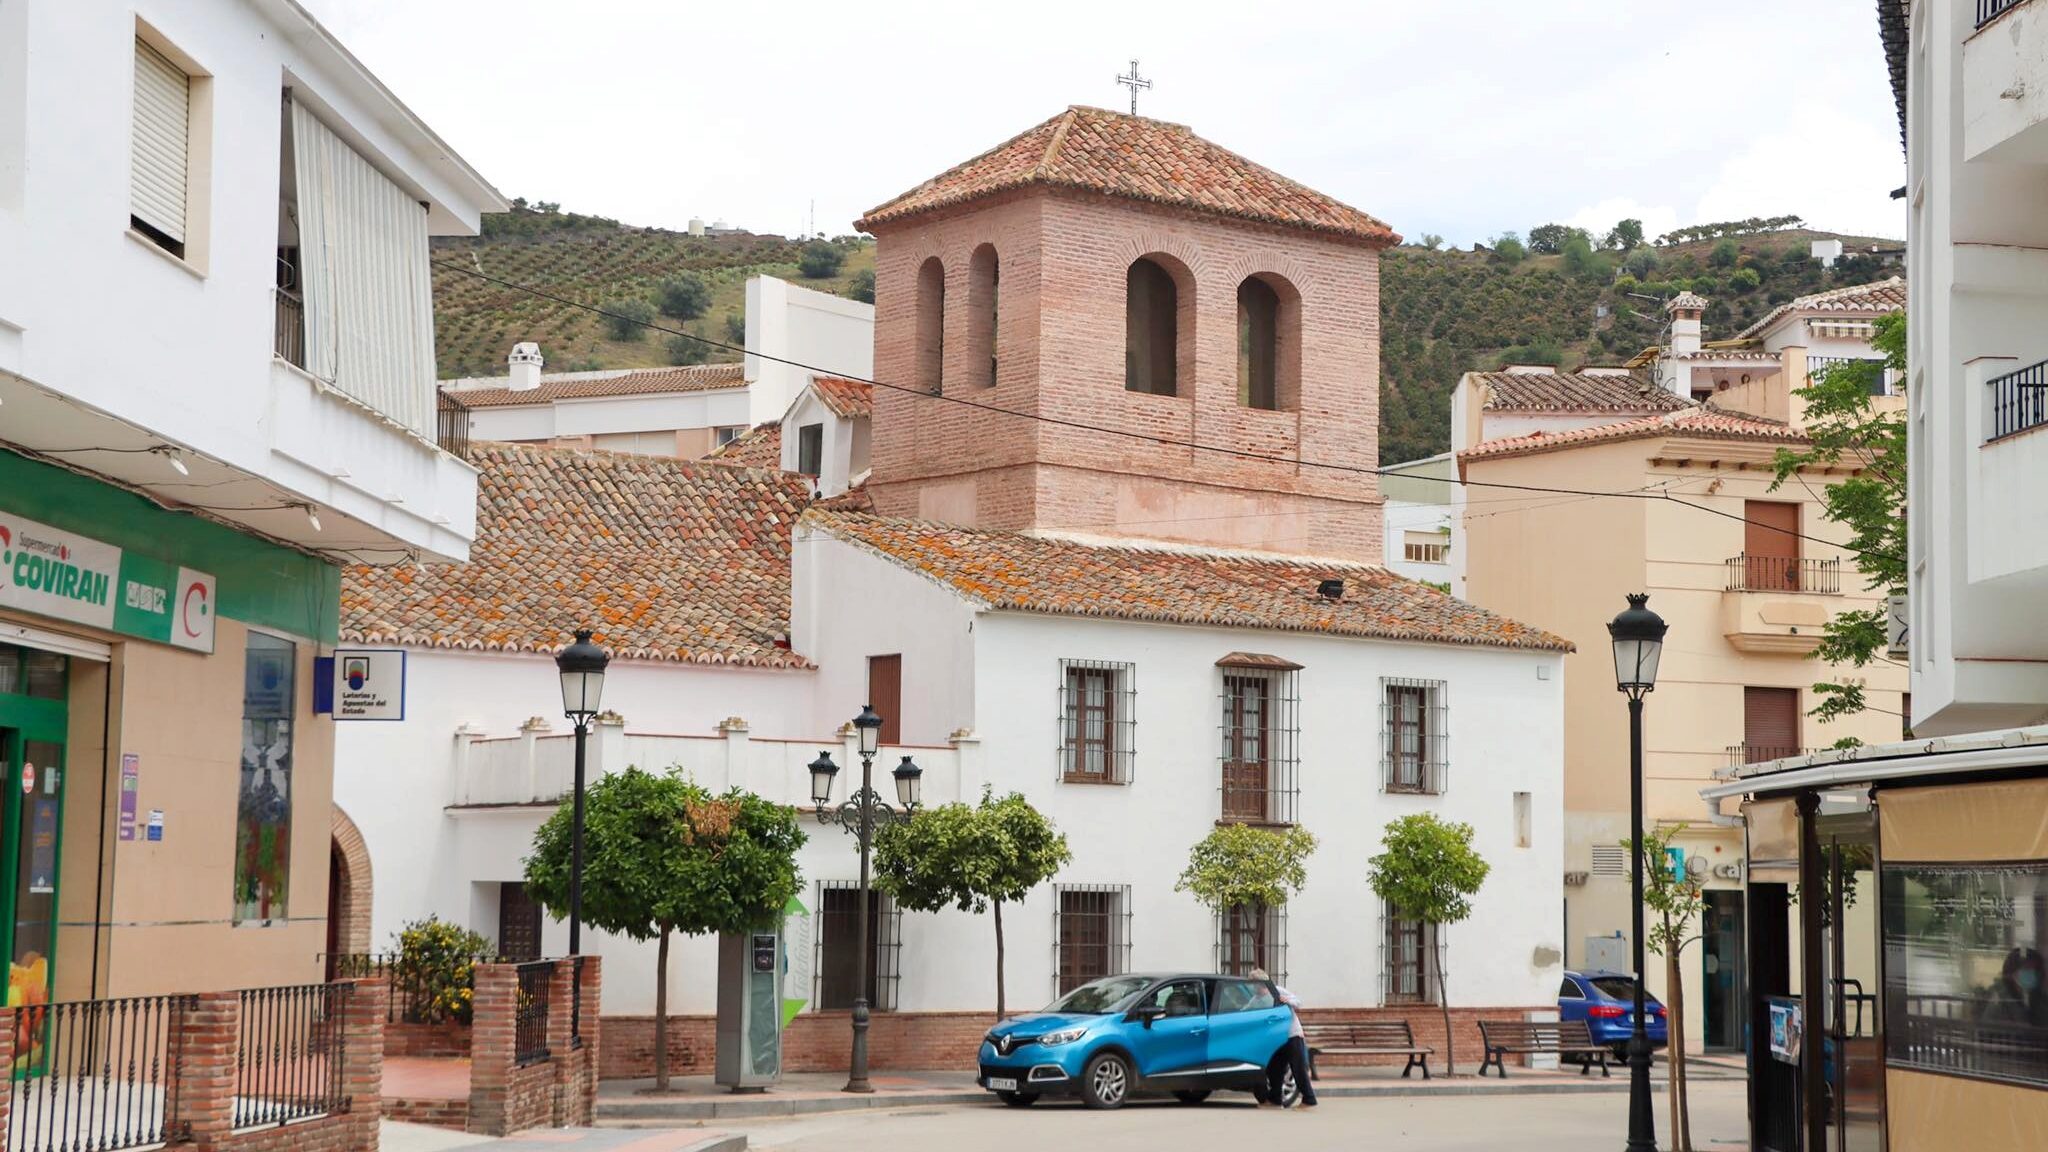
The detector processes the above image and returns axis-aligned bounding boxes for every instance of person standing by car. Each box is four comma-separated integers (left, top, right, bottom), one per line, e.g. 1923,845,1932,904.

1251,968,1317,1109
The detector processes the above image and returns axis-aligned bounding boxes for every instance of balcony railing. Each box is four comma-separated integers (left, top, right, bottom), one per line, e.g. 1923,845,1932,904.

1727,744,1826,768
437,388,472,459
1979,0,2029,29
274,287,306,369
1806,356,1900,397
1725,554,1841,594
1987,358,2048,440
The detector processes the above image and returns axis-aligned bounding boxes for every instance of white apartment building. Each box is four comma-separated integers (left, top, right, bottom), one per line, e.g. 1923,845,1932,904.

1379,453,1455,585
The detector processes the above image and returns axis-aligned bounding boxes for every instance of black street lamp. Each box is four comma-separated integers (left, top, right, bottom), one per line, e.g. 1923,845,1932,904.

807,705,921,1093
1608,593,1667,1152
554,628,609,960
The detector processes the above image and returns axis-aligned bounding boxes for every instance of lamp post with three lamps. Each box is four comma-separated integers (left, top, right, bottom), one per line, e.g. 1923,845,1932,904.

806,705,922,1094
554,628,610,1039
1608,593,1668,1152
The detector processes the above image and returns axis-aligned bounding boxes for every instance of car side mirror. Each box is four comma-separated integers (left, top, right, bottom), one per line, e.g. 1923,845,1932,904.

1127,1004,1165,1029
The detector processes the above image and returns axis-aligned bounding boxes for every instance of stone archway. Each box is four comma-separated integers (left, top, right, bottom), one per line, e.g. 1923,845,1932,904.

329,805,374,958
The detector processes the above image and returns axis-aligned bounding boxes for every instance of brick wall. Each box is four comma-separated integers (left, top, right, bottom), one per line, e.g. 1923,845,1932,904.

383,1096,469,1130
466,958,599,1135
384,1021,471,1058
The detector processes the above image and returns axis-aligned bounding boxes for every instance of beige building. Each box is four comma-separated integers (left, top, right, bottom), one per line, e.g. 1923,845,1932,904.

1453,285,1907,1055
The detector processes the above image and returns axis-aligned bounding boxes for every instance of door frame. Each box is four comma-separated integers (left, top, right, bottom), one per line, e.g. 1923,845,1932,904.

1,677,72,1077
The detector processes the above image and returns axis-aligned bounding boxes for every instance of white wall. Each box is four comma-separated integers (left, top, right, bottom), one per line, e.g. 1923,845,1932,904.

1385,499,1453,585
778,388,863,496
745,276,874,426
465,389,753,445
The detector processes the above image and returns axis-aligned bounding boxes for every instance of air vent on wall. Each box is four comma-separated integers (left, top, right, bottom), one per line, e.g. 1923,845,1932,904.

1590,845,1628,877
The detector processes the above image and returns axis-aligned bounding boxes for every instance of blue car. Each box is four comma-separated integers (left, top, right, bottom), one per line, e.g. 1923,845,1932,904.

977,972,1299,1109
1559,970,1668,1059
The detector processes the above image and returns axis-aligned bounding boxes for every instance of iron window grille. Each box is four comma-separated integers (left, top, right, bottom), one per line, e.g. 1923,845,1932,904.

1057,659,1136,784
1381,677,1448,794
1381,906,1439,1005
1214,903,1288,985
814,880,902,1012
1218,666,1300,824
1052,884,1133,996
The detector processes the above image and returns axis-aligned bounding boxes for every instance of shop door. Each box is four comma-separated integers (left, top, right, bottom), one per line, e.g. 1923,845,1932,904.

0,644,69,1060
1703,889,1745,1050
1820,822,1883,1152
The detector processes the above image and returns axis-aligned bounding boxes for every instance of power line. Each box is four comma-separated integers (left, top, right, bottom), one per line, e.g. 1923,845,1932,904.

428,258,1900,565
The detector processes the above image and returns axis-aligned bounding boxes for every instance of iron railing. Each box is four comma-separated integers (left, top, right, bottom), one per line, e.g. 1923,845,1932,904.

513,962,552,1067
1381,677,1449,794
232,983,349,1130
6,994,194,1152
437,389,472,459
1725,553,1841,594
1726,744,1826,768
1806,356,1899,396
324,952,505,1024
1052,884,1133,996
1987,357,2048,440
1978,0,2029,29
274,287,305,369
1057,659,1137,784
1214,903,1287,986
1218,667,1301,825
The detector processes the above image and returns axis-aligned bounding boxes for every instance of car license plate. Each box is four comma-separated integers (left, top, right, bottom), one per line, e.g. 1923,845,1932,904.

986,1076,1019,1092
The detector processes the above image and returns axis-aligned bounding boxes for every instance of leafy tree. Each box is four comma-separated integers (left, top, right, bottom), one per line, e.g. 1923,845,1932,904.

1366,814,1490,1075
1417,233,1445,251
798,240,844,279
1730,267,1762,291
1623,246,1660,279
664,333,710,366
601,297,656,342
1177,824,1317,982
657,274,713,321
846,267,876,305
1528,223,1573,255
1561,233,1601,279
1490,232,1527,265
1769,310,1906,725
524,767,805,1089
1627,826,1707,1152
1709,239,1740,268
723,310,747,345
874,787,1070,1018
1605,218,1645,250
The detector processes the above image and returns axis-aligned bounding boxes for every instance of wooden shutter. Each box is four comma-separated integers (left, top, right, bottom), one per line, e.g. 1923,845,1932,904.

1743,501,1802,590
1744,687,1800,760
497,882,543,961
131,40,190,243
867,654,902,745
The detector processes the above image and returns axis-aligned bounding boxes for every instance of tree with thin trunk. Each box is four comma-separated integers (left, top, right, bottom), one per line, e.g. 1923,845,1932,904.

873,787,1069,1019
1175,823,1318,977
1629,825,1707,1152
523,767,805,1090
1366,814,1490,1076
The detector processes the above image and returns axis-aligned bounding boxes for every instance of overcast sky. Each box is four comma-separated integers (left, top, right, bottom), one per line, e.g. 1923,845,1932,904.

309,0,1905,246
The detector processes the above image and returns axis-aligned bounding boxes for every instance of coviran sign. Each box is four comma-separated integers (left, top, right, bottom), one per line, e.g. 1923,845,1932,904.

0,509,216,653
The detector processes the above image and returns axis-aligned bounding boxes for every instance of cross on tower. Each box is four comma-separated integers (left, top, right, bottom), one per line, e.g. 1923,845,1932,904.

1115,59,1151,116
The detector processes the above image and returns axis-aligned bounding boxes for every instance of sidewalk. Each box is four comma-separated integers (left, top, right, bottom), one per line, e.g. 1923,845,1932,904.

382,1120,743,1152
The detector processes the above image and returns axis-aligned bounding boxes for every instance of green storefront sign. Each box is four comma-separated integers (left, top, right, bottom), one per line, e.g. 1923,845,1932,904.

0,509,216,653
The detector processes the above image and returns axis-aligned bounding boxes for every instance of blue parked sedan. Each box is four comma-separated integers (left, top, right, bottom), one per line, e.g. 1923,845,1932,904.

978,973,1299,1109
1559,970,1668,1059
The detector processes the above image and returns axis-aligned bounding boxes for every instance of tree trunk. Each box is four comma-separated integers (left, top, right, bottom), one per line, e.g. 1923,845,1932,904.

1667,947,1693,1152
654,924,672,1091
994,899,1007,1020
1437,933,1455,1077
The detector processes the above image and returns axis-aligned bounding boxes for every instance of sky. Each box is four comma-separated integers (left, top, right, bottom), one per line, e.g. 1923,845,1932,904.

308,0,1906,247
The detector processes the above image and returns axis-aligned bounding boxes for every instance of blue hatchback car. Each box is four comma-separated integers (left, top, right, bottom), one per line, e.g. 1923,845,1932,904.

977,972,1299,1109
1559,970,1668,1058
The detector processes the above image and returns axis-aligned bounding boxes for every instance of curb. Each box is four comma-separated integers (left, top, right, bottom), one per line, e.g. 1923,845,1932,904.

681,1137,747,1152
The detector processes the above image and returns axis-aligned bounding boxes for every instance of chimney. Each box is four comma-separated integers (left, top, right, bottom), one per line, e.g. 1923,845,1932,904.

508,342,543,391
1659,292,1708,399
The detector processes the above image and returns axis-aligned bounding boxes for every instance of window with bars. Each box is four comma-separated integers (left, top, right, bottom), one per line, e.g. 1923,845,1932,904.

1382,678,1448,794
1058,659,1135,784
1214,903,1287,984
1382,906,1438,1005
1218,664,1300,824
1053,884,1132,995
814,882,902,1011
1402,530,1449,564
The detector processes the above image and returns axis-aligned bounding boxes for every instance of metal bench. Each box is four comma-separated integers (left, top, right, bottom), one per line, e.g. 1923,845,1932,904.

1476,1019,1610,1078
1301,1020,1434,1079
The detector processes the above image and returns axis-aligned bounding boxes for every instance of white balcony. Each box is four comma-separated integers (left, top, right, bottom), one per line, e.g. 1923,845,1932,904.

1964,0,2048,163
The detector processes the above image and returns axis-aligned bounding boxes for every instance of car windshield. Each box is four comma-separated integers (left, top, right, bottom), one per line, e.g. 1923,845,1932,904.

1046,975,1152,1014
1589,976,1660,1004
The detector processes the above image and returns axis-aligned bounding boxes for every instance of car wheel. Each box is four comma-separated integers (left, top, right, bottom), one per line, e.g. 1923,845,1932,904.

1276,1065,1301,1108
998,1090,1039,1107
1082,1051,1132,1110
1172,1090,1211,1105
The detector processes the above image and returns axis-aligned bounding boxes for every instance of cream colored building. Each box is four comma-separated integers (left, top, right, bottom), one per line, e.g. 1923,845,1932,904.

1453,285,1906,1055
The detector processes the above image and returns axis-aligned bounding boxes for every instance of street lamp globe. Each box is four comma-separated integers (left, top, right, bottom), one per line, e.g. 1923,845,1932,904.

808,751,840,808
891,755,923,809
556,628,609,721
853,704,883,757
1607,593,1668,701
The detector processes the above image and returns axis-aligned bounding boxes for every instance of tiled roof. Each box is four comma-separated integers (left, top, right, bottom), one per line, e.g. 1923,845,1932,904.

444,364,745,408
708,422,782,469
807,513,1571,652
811,376,874,419
1459,408,1807,465
1737,276,1906,339
341,443,813,667
813,482,875,512
857,106,1398,246
1474,371,1691,414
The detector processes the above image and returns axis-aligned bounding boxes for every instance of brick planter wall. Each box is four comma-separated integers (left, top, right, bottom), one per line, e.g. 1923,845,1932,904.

385,1021,472,1059
465,957,600,1135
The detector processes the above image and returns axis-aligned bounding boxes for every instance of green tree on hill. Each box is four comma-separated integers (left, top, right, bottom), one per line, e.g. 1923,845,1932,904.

601,297,655,341
657,274,713,321
1604,218,1645,250
798,240,844,279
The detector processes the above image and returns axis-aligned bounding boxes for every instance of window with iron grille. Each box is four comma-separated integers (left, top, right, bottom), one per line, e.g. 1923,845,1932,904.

1218,665,1300,824
1058,660,1136,783
814,881,901,1011
1382,905,1438,1005
1214,903,1287,984
1053,884,1132,995
1382,677,1448,794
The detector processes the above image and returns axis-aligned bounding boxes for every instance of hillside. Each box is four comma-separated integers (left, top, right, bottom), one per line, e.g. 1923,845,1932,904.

429,205,874,378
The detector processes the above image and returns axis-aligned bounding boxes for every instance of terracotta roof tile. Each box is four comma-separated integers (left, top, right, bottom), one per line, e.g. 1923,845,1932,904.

1459,408,1807,465
813,482,875,512
1473,371,1692,414
811,376,874,419
1737,276,1906,340
857,106,1398,246
708,422,782,469
341,443,812,667
807,513,1570,652
444,364,744,408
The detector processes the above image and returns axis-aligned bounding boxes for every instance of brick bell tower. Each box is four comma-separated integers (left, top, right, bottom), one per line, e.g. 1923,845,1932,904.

855,105,1399,562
